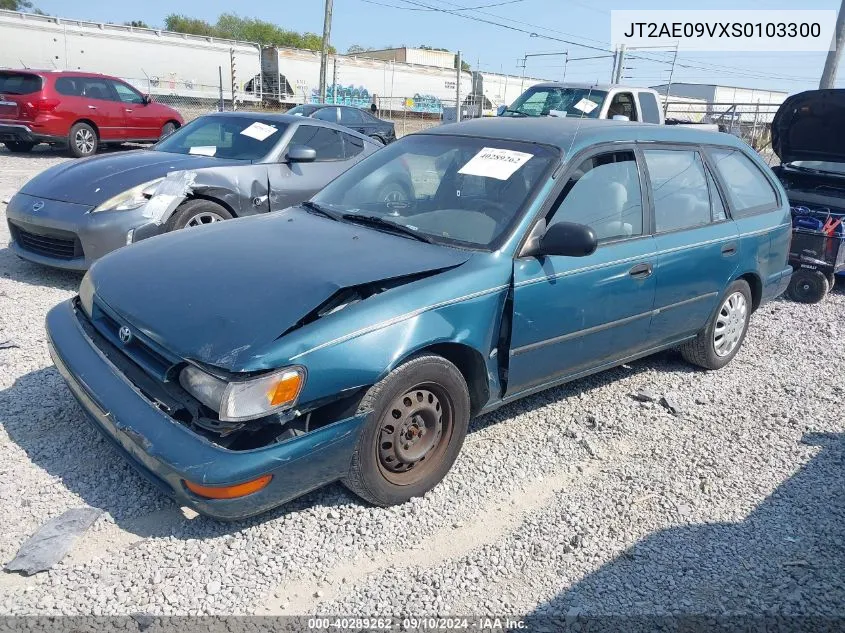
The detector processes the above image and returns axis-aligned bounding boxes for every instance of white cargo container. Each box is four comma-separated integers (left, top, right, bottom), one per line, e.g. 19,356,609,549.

260,47,473,113
0,9,261,102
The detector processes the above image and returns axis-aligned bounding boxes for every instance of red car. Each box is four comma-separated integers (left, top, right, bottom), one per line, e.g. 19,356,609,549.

0,70,183,158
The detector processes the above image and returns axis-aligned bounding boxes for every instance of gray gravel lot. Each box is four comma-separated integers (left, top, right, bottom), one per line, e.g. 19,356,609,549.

0,146,843,619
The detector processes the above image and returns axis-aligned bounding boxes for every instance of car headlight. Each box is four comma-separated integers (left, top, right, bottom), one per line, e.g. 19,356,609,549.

78,271,94,318
179,365,306,422
92,178,164,212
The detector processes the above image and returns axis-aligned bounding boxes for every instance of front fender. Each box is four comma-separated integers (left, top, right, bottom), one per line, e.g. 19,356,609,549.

286,283,510,411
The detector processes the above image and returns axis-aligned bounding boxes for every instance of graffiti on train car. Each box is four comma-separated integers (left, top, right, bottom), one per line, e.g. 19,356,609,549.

311,84,445,113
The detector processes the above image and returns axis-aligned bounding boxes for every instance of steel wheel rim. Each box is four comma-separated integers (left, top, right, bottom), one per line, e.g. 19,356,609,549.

713,291,747,357
377,383,454,486
185,211,225,227
75,129,94,154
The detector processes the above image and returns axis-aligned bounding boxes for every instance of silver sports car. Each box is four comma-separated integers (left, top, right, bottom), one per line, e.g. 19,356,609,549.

6,112,385,270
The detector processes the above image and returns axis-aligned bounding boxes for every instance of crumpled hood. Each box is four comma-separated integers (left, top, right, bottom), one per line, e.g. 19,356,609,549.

90,209,471,371
20,150,241,206
772,89,845,164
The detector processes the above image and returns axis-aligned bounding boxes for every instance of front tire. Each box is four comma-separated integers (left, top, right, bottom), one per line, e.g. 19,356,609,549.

343,354,470,506
4,141,35,153
165,199,233,231
68,122,98,158
679,280,751,370
787,269,829,304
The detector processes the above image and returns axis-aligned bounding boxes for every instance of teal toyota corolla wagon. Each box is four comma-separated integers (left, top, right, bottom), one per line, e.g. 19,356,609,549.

46,118,792,518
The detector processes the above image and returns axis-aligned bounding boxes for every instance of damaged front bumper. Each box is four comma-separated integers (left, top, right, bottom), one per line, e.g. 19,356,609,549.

45,299,366,520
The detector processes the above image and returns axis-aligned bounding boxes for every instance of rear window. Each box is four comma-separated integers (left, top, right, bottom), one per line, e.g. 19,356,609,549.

639,92,662,124
0,72,42,95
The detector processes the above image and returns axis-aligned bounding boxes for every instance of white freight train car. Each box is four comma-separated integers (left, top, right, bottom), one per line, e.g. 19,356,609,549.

259,47,473,113
0,9,261,102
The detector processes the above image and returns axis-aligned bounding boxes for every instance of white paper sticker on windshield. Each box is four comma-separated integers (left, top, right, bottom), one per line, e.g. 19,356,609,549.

548,109,568,118
458,147,534,181
240,121,278,141
573,98,598,114
188,146,217,156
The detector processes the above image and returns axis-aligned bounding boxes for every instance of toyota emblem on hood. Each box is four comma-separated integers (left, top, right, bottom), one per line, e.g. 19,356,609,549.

31,201,45,212
118,326,133,344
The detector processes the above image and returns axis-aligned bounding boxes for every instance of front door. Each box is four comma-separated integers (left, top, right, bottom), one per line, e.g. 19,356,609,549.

110,80,158,140
339,107,368,135
641,147,740,346
268,123,353,211
507,148,658,397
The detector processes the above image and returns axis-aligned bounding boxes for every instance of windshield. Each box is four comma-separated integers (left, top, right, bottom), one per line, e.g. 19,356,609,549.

287,104,318,117
0,71,42,95
503,87,607,118
311,134,558,250
788,160,845,176
154,115,287,160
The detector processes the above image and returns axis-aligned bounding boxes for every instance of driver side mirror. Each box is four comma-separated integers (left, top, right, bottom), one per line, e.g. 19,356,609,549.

527,221,597,258
496,104,507,116
286,145,317,163
142,94,152,105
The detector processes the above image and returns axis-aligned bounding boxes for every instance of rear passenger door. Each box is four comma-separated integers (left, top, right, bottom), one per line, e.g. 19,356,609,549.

339,107,368,135
268,123,352,211
643,145,740,346
76,77,125,141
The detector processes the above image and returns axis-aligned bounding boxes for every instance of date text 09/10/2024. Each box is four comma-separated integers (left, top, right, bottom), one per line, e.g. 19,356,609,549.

306,617,527,630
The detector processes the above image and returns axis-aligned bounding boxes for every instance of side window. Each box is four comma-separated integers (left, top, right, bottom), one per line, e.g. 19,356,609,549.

339,108,364,126
55,77,80,96
548,150,643,241
313,107,338,123
708,148,779,217
643,149,711,233
638,92,661,124
607,92,637,121
287,125,344,160
112,81,144,104
343,133,365,159
79,79,113,101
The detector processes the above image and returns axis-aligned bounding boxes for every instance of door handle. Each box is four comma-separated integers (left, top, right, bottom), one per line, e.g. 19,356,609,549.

87,105,97,110
125,108,133,113
629,262,653,279
721,243,737,256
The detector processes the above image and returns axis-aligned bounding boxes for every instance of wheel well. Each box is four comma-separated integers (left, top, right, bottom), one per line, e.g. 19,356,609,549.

422,343,490,416
72,119,99,138
182,194,238,218
737,272,762,312
166,119,181,129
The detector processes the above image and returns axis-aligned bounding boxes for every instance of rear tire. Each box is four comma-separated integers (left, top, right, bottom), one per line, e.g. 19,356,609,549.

160,121,178,140
68,122,98,158
165,199,233,231
679,279,752,370
342,354,470,506
786,269,829,304
4,141,35,153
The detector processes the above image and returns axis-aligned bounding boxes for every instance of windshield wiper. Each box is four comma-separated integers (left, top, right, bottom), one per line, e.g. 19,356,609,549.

341,213,433,243
503,108,528,117
301,200,339,221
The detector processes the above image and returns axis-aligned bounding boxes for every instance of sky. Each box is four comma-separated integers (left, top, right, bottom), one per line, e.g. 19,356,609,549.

31,0,843,93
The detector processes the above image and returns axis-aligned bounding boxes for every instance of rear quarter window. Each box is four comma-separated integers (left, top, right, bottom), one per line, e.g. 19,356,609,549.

639,92,662,124
708,148,779,217
0,72,42,95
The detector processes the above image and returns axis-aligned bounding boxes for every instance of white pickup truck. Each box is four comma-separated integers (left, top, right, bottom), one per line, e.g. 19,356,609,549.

497,82,718,130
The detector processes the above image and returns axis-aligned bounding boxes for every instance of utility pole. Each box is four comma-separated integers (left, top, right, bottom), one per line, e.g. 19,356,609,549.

318,0,334,104
610,47,618,83
230,48,238,110
612,44,625,83
456,50,462,122
820,0,845,88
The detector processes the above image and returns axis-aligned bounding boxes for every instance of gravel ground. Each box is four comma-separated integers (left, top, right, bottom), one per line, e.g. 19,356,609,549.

0,146,843,620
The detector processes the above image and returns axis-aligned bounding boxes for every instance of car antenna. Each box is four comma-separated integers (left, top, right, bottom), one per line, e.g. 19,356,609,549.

19,59,29,69
563,84,593,162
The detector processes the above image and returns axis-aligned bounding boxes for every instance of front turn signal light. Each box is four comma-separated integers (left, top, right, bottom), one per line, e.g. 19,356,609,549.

183,474,273,499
